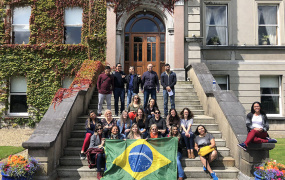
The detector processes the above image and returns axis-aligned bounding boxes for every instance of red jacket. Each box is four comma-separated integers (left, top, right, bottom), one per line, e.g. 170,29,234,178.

97,73,114,94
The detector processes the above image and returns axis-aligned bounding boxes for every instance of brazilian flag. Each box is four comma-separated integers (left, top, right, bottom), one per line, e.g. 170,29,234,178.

102,137,178,180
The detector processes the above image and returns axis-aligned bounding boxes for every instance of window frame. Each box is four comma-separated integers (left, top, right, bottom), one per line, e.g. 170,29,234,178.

213,75,229,90
260,75,282,116
11,6,31,44
256,3,280,46
63,7,83,44
204,4,229,46
8,77,28,117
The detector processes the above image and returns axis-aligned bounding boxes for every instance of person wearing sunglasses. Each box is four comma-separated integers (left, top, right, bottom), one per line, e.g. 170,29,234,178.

146,124,162,138
88,124,105,180
148,109,166,137
80,110,101,160
127,95,143,120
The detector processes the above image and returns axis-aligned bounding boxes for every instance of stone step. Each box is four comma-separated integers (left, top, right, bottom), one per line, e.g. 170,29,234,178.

88,104,203,110
76,115,216,124
184,167,239,179
64,145,229,157
67,137,225,147
57,166,238,179
87,109,205,115
90,99,201,105
70,129,222,139
92,92,198,98
59,155,234,167
72,123,218,131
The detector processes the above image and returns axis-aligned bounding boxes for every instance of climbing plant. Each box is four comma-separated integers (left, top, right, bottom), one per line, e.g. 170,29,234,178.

0,0,106,127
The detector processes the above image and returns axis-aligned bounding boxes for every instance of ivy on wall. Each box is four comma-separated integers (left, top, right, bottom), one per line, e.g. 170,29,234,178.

0,0,106,127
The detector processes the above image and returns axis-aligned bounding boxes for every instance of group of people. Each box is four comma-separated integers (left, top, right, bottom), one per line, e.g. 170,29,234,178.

97,63,176,117
79,106,220,180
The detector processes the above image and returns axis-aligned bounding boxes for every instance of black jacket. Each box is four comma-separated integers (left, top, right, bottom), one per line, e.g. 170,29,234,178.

126,74,141,93
160,71,177,90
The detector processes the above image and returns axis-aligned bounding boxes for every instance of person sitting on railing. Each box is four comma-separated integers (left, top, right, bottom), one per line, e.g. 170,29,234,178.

133,108,148,138
127,123,143,139
194,125,219,180
87,124,105,180
238,101,277,151
101,110,117,138
168,124,185,180
117,110,132,139
80,110,101,160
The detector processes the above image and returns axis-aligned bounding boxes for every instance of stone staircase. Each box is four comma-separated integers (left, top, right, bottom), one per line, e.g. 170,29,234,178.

57,81,239,179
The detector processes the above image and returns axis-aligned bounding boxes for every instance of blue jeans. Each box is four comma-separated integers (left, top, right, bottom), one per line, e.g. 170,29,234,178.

127,89,137,108
182,132,194,150
143,89,156,109
177,152,185,178
96,153,105,172
114,88,125,115
163,89,175,116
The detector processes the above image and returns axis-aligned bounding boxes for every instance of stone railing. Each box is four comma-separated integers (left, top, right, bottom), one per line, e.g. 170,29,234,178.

188,63,275,178
22,61,103,180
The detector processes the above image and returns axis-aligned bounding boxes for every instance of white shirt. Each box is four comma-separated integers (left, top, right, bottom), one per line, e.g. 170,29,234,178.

252,115,263,129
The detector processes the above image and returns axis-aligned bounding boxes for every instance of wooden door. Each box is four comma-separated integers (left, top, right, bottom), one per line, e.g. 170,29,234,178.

127,34,163,77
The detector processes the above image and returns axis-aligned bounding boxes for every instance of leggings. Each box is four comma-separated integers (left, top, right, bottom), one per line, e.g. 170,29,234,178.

81,133,92,152
244,129,268,146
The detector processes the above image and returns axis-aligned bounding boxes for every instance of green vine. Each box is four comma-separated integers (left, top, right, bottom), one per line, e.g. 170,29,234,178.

0,0,106,127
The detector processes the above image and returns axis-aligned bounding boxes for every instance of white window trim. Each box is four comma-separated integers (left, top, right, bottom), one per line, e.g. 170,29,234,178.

260,75,282,117
8,78,28,117
213,75,229,90
11,6,31,44
255,2,281,46
204,4,229,46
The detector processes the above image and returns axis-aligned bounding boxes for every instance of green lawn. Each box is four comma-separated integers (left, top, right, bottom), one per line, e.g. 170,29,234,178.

269,138,285,164
0,146,25,160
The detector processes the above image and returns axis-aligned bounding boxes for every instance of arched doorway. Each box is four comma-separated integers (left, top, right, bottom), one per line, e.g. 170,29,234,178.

124,12,165,76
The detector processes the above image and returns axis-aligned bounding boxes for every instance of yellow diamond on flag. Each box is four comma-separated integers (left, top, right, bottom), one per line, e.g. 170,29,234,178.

113,139,171,180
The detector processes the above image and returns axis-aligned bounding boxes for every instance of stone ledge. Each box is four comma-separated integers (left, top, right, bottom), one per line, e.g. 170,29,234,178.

247,143,275,151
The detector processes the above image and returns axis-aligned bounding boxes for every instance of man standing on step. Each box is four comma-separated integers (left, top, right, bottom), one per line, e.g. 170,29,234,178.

112,63,126,116
141,63,159,109
161,63,177,117
97,66,114,116
126,66,141,108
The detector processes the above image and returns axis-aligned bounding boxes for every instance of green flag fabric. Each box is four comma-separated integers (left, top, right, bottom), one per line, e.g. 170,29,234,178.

101,137,178,180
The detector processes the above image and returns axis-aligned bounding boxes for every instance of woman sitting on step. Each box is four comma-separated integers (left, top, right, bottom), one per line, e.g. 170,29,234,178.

180,108,195,159
238,101,277,151
108,125,125,139
127,123,143,139
145,98,159,121
87,124,105,180
117,110,132,139
128,94,143,121
166,108,181,132
80,110,101,160
194,125,219,180
168,124,185,180
133,108,148,138
101,110,117,138
146,124,162,138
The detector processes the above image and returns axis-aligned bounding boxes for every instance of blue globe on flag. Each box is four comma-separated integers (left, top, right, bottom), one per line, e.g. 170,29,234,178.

129,144,153,172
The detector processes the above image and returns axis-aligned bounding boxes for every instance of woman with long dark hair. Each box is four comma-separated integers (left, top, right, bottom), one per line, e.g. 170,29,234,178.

133,108,148,138
108,125,124,139
145,98,158,120
238,101,277,151
194,125,218,180
166,108,180,130
180,108,195,159
80,110,101,160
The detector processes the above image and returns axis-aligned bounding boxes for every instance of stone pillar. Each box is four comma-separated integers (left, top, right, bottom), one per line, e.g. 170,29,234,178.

106,5,116,67
187,0,202,66
173,0,185,81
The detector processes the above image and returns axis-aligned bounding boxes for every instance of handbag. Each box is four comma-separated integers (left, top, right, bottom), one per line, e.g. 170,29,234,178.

198,145,216,157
